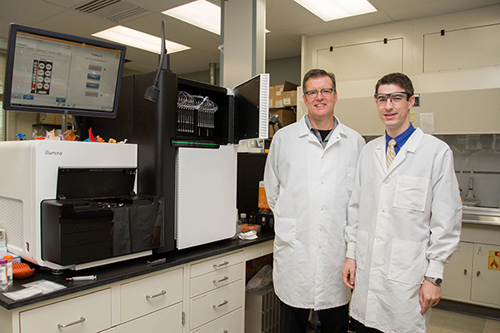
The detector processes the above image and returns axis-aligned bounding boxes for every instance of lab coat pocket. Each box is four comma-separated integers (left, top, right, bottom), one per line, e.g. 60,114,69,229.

388,239,426,284
355,230,369,271
393,176,429,212
274,217,296,246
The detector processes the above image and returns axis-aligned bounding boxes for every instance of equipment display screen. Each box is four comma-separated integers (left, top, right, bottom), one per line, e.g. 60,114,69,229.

3,24,126,118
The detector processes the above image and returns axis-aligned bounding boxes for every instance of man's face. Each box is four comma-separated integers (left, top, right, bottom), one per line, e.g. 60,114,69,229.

302,76,337,123
376,83,414,137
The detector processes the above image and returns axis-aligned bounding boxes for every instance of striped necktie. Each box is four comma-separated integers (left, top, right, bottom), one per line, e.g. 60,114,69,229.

386,139,396,169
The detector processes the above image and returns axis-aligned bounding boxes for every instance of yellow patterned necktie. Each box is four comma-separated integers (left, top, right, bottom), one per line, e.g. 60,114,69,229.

386,139,396,169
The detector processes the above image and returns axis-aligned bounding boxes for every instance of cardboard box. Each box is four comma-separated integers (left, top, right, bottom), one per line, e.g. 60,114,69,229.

269,81,298,108
37,113,73,126
283,90,297,107
269,108,296,138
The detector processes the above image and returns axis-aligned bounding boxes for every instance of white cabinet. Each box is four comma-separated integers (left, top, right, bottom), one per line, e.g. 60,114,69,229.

19,289,111,333
442,241,473,301
0,240,274,333
471,244,500,306
191,307,243,333
116,303,183,333
120,268,183,323
189,251,245,332
443,241,500,308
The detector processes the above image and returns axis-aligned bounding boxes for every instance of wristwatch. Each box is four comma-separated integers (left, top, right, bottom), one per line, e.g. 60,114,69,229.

424,276,443,286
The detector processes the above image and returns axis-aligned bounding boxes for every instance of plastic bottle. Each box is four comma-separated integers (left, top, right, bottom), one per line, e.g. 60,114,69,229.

237,213,248,235
3,255,13,286
0,259,8,290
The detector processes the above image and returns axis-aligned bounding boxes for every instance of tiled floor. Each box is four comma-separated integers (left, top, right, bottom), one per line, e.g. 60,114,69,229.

305,308,500,332
428,308,500,333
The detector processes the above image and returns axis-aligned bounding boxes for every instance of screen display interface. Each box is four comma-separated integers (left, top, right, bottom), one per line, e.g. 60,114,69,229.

9,31,123,113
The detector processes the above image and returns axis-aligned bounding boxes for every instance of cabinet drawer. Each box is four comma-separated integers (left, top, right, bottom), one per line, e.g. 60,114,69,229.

120,268,183,323
191,307,243,333
20,289,111,333
117,303,183,333
191,251,244,278
190,279,244,329
191,262,244,297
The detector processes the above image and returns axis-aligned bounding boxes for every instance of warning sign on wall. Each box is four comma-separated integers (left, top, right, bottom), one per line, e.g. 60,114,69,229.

488,251,500,271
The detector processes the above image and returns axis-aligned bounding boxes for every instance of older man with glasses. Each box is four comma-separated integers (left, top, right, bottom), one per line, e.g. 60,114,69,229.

342,72,462,333
264,69,365,332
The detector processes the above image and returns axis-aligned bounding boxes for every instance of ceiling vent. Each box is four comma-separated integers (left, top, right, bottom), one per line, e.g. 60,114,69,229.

75,0,150,23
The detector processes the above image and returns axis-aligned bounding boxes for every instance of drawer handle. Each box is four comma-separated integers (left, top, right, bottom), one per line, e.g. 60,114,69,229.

146,290,167,300
213,276,229,284
213,300,228,309
476,271,481,277
213,261,229,269
58,317,86,328
464,269,468,275
223,331,228,333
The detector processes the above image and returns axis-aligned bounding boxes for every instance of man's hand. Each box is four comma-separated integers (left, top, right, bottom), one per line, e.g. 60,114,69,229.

419,280,441,315
342,258,356,289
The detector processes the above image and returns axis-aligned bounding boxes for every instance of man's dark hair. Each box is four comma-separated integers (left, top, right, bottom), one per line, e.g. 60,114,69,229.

375,72,414,96
302,69,336,93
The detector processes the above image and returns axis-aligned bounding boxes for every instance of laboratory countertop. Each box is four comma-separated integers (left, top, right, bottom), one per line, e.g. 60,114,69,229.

0,231,275,311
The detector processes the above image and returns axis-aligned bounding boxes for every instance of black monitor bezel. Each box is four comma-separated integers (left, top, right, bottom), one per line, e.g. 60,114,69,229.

3,23,127,118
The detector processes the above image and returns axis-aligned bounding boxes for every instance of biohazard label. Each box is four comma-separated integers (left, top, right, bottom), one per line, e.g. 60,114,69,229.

488,251,500,271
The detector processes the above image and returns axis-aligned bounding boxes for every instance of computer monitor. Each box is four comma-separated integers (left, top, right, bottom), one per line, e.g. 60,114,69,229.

2,23,126,119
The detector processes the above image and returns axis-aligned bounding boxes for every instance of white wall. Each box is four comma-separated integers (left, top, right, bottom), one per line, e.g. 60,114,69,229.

299,5,500,136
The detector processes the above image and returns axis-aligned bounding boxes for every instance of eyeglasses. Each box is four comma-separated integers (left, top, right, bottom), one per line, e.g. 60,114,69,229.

374,92,412,104
304,88,335,99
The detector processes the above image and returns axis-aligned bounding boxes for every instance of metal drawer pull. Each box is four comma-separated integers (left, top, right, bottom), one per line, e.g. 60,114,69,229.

146,290,167,299
476,271,481,277
213,261,229,269
58,317,85,328
213,300,228,309
464,269,468,275
213,276,229,284
223,330,228,333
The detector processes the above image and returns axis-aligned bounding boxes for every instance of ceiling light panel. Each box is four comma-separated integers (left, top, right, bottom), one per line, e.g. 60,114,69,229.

294,0,377,21
92,26,191,54
162,0,221,35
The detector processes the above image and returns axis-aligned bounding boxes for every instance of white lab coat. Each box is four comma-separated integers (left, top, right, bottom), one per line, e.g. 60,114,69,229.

264,115,365,310
345,128,462,332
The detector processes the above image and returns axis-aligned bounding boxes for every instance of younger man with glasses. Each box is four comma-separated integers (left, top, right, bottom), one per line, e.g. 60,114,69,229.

264,69,365,332
342,72,462,332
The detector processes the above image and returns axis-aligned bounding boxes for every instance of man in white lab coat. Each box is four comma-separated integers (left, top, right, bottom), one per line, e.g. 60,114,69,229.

264,69,365,332
342,73,462,333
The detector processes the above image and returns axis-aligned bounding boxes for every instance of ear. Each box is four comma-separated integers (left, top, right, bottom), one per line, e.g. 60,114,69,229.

408,95,415,109
302,93,308,104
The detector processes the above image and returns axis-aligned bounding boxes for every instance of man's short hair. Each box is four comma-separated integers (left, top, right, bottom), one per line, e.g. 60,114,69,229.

375,72,414,96
302,69,336,94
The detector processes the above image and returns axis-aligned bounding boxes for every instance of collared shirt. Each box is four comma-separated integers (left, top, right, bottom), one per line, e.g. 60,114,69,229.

305,114,338,148
385,123,416,155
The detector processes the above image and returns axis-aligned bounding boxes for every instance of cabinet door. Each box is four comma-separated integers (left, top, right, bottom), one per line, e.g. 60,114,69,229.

471,244,500,306
442,241,473,301
20,289,111,333
116,303,183,333
120,268,183,322
191,307,243,333
190,279,244,330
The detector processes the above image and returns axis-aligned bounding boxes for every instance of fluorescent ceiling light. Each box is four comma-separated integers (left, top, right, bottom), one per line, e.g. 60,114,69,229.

163,0,221,35
162,0,270,35
92,26,191,54
294,0,377,21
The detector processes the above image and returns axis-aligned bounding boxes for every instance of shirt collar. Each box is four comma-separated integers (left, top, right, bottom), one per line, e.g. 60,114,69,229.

305,115,338,148
385,123,415,149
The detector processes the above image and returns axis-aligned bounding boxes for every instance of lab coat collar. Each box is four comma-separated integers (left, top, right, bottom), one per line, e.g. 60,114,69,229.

298,115,347,150
298,115,346,140
376,127,424,174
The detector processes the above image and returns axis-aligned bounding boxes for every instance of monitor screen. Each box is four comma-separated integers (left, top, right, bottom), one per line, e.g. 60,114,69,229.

3,24,126,118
